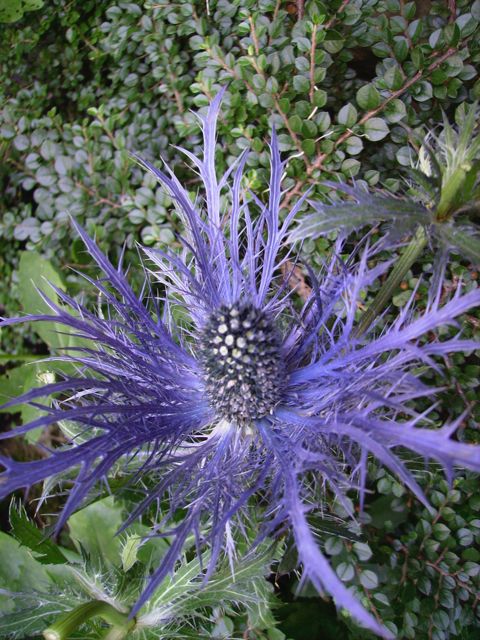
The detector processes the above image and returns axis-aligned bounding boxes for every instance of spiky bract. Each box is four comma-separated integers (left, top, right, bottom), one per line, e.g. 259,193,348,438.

1,91,479,638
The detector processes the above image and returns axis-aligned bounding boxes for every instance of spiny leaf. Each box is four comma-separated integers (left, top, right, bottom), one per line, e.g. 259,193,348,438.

435,224,480,265
288,184,430,243
140,544,278,627
121,533,143,572
0,604,69,638
68,496,124,568
9,501,67,565
0,532,53,613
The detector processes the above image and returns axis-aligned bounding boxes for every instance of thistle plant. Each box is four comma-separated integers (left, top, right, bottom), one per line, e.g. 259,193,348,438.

1,93,480,638
289,103,480,334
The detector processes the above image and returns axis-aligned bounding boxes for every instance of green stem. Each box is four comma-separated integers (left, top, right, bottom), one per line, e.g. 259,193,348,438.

355,226,428,337
43,600,134,640
436,165,469,221
102,625,135,640
0,353,46,363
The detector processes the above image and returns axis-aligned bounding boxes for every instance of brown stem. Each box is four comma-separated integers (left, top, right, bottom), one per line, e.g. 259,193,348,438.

354,566,384,627
297,0,304,21
268,0,282,46
74,181,121,209
448,0,456,23
273,96,305,157
281,46,459,209
325,0,350,29
309,23,318,103
248,16,260,56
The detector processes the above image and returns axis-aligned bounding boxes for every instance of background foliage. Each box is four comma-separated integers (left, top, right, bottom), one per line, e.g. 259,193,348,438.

0,1,479,638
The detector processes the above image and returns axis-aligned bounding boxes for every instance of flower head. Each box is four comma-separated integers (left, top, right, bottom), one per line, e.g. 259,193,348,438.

198,301,284,423
1,91,479,638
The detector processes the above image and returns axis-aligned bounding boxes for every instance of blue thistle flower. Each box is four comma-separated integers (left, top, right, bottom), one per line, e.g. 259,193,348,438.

1,91,480,638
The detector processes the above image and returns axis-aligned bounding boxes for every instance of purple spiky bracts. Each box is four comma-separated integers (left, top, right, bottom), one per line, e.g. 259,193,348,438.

1,90,479,638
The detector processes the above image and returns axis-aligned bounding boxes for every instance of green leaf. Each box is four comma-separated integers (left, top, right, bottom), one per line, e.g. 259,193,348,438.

325,536,344,556
288,115,303,134
393,290,412,308
293,75,309,93
457,528,474,546
259,93,275,108
412,80,433,102
373,592,390,606
462,547,480,561
278,97,290,113
383,65,404,90
384,99,407,123
429,28,444,49
345,136,363,155
411,46,425,69
323,30,344,54
359,569,379,589
17,251,66,350
356,84,381,110
342,4,361,24
121,534,142,572
0,123,15,139
0,361,55,442
353,541,373,561
23,0,43,9
341,158,360,177
294,56,309,73
456,12,478,38
0,603,70,637
0,532,52,613
317,111,331,132
337,103,358,127
363,117,389,141
68,497,124,568
407,18,423,41
9,501,68,565
336,562,354,582
251,74,265,92
295,100,311,118
312,89,327,108
372,41,390,58
432,523,450,541
418,576,432,595
245,572,277,630
43,600,132,638
301,138,316,156
13,134,29,150
393,36,409,62
302,120,317,138
445,54,464,78
40,139,58,161
135,527,170,569
439,589,455,609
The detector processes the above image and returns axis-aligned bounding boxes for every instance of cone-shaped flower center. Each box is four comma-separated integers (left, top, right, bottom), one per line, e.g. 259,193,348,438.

198,303,284,424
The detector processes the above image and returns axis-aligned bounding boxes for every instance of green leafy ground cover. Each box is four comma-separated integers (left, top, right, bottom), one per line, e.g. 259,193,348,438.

0,1,479,638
